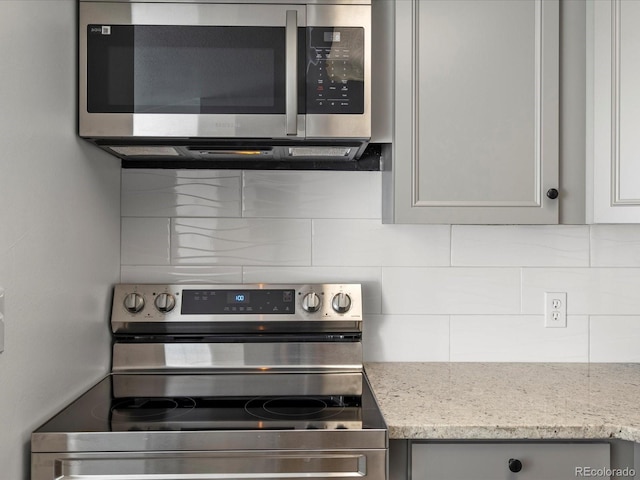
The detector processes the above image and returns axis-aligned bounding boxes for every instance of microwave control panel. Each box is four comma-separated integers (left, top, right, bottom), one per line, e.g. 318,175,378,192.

306,27,365,114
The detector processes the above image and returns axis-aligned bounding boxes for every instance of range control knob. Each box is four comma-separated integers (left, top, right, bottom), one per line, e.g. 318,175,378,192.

301,292,322,313
154,293,176,313
331,293,352,314
123,293,144,314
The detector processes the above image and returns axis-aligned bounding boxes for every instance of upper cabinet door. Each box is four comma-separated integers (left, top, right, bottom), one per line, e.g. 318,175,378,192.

588,0,640,223
384,0,560,224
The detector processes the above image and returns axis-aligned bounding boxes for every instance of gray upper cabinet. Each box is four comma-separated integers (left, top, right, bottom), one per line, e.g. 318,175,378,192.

587,0,640,223
383,0,560,224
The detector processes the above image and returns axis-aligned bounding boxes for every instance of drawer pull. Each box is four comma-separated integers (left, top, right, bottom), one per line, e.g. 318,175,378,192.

508,458,523,473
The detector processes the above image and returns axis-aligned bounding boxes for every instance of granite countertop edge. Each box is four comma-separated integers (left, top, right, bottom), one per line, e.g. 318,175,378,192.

364,362,640,443
387,425,640,442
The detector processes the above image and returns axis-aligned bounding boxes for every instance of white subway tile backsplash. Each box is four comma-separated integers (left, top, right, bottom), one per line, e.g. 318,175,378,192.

119,169,640,364
121,265,242,284
172,218,311,266
522,268,640,315
121,217,170,265
591,225,640,266
122,170,242,218
243,171,381,219
382,267,521,315
590,316,640,362
451,225,590,267
313,220,450,266
242,266,382,314
450,315,588,362
363,315,450,362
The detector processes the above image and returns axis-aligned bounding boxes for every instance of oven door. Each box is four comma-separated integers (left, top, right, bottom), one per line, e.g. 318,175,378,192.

79,2,306,139
32,450,386,480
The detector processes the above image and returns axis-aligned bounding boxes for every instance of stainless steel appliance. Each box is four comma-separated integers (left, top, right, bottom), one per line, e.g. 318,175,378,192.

78,0,375,168
31,283,387,480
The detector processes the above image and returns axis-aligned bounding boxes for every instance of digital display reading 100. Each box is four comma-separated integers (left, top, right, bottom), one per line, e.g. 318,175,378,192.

228,292,250,304
181,289,295,315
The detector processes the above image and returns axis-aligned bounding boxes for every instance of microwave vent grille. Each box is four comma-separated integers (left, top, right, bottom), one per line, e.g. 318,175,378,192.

288,147,351,158
109,146,182,157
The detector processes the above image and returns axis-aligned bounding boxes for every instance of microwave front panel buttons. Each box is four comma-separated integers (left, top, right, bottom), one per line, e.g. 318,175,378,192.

306,27,364,114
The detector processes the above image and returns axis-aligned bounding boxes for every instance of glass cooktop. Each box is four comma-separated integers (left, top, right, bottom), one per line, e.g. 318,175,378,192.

35,374,386,433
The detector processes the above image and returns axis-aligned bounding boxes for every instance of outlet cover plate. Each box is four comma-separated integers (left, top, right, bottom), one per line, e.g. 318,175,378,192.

545,292,567,328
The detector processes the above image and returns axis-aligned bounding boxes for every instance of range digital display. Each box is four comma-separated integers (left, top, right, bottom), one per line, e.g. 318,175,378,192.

181,289,295,315
228,292,250,304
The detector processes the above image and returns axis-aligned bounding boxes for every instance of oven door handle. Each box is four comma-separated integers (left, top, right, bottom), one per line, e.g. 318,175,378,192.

285,9,298,136
61,475,364,479
52,454,369,479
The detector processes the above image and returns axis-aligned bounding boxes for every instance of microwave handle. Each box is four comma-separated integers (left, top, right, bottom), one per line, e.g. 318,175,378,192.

285,10,298,136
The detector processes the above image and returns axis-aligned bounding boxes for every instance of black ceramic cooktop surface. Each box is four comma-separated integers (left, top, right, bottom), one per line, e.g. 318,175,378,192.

35,375,386,433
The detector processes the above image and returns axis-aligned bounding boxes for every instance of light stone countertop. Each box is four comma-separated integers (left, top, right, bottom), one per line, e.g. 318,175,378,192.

364,363,640,442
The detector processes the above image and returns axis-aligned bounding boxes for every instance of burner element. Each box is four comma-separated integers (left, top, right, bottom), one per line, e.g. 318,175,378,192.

91,397,196,423
245,396,345,421
264,397,328,417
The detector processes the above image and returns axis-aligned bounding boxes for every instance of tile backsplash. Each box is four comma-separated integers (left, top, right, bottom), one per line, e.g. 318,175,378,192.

121,169,640,363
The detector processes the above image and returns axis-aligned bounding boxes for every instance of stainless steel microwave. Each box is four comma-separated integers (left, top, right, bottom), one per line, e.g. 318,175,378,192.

78,0,373,167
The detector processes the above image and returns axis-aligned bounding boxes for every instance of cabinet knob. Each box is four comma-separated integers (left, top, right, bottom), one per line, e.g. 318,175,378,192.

508,458,523,473
546,188,559,199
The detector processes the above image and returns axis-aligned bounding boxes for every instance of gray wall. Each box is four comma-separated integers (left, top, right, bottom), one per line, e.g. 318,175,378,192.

0,2,121,478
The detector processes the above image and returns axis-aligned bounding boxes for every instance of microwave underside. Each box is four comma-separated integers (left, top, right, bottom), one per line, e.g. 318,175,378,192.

89,138,382,171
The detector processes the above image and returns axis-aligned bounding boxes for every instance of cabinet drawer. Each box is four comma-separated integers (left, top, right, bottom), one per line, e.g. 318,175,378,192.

411,442,610,480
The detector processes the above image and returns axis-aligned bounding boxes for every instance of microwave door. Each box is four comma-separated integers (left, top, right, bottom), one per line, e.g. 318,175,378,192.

79,2,306,140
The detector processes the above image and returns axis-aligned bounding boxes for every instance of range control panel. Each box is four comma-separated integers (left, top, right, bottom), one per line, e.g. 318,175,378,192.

181,288,295,315
112,283,363,325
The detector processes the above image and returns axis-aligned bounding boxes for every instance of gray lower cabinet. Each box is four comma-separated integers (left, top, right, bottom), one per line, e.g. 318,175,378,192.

383,0,560,224
411,442,611,480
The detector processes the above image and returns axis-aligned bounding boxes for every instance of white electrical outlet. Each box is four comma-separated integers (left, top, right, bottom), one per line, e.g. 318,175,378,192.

545,292,567,328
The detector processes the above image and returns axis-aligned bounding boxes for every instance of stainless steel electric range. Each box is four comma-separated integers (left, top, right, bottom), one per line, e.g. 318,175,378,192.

31,283,387,480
